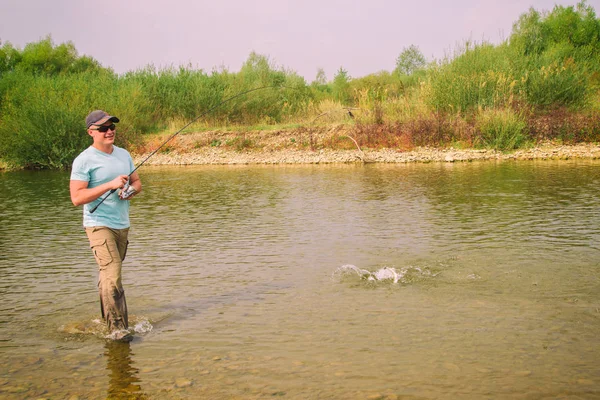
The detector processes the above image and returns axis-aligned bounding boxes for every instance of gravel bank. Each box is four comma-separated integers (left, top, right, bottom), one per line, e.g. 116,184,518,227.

133,141,600,166
131,128,600,166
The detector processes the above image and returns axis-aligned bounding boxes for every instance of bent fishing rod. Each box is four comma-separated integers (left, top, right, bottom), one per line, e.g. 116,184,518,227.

90,85,294,214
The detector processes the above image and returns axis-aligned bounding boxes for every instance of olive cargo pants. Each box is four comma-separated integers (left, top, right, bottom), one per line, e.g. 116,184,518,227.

85,227,129,332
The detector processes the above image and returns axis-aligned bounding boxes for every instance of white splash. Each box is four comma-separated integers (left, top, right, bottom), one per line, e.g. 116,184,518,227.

334,264,404,283
334,264,436,284
105,329,131,341
102,318,153,340
372,267,403,283
60,315,154,341
133,319,153,334
337,264,372,278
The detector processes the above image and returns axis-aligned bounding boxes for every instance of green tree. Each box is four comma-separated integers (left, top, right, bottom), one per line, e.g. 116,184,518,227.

0,40,22,74
313,68,327,86
511,1,600,55
309,68,331,101
545,1,600,48
510,7,548,55
239,52,285,87
69,55,104,74
332,67,351,104
18,36,77,75
13,35,106,75
395,45,427,75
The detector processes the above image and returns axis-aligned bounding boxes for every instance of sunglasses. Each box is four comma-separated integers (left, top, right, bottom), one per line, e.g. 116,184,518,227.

91,123,116,132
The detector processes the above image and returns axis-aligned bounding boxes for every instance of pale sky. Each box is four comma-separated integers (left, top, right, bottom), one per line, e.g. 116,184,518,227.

0,0,596,82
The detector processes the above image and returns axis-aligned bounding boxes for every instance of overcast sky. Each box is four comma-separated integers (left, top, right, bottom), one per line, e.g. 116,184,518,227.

0,0,595,82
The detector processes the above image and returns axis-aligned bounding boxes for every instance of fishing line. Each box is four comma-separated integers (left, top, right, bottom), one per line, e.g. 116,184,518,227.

90,84,297,213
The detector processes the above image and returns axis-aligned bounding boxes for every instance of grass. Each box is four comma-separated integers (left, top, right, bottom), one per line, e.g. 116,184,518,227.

475,108,529,151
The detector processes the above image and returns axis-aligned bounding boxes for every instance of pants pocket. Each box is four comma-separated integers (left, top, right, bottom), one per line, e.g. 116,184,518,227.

90,238,113,266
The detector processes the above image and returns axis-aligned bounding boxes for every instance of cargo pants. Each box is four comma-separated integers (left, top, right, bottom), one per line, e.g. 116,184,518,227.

85,227,129,332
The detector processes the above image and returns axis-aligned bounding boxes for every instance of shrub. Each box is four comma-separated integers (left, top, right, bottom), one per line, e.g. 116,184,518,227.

475,108,529,150
520,58,589,107
0,71,146,169
425,42,519,113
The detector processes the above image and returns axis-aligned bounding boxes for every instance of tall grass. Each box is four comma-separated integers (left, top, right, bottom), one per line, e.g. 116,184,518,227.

475,108,529,150
520,58,589,107
425,43,519,113
0,70,154,168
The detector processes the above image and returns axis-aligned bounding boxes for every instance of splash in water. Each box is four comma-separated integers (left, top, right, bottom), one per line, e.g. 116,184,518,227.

59,315,153,340
333,264,437,284
131,319,153,334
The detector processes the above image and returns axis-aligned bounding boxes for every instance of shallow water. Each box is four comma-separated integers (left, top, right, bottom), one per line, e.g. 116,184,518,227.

1,161,599,399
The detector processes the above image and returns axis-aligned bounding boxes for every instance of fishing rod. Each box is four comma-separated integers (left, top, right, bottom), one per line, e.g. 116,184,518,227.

90,84,295,213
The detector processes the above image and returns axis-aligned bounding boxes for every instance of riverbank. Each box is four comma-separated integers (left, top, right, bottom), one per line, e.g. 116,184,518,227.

2,128,599,171
132,128,600,166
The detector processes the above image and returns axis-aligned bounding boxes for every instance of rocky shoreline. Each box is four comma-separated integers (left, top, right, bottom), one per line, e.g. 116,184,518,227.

132,145,599,166
3,128,598,170
133,135,600,166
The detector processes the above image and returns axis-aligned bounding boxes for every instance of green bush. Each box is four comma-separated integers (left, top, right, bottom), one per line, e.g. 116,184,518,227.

475,108,529,150
126,65,225,123
124,53,312,128
520,58,589,107
0,71,146,169
425,43,518,113
0,73,94,168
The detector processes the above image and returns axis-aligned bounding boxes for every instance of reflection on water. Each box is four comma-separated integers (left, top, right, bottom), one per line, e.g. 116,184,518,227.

1,161,600,399
105,341,146,399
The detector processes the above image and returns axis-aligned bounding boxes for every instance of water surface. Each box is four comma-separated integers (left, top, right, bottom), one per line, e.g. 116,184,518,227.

1,161,599,399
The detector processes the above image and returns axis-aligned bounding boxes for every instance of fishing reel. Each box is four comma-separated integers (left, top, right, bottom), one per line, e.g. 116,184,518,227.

118,183,137,200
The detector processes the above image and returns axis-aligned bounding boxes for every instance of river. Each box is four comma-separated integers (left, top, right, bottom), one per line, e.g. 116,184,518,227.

1,160,599,399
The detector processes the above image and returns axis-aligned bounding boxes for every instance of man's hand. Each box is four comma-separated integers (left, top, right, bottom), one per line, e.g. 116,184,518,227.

71,174,135,206
118,184,137,200
109,175,129,190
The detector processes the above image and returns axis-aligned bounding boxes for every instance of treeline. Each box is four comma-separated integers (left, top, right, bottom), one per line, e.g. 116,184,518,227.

1,1,599,169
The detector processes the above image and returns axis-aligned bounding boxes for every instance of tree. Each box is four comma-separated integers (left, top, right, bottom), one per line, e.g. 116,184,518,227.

510,1,600,55
18,36,77,75
545,1,600,48
239,52,285,86
0,40,22,74
332,67,351,104
510,7,547,55
3,36,107,76
395,45,427,76
313,68,327,86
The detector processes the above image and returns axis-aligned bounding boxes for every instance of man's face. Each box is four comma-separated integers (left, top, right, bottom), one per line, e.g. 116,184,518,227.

88,122,116,145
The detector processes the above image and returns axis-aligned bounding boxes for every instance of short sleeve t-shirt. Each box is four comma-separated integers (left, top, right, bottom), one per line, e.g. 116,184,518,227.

70,145,135,229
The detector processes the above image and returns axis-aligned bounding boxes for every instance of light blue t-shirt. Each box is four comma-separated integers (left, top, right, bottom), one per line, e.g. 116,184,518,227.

70,145,135,229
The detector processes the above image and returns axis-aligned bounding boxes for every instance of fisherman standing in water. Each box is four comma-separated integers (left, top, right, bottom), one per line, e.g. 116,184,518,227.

70,110,142,342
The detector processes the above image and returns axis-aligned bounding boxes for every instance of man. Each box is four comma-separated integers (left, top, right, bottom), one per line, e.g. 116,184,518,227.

70,110,142,342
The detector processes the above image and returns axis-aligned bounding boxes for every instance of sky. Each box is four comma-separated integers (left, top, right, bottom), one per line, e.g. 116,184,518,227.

0,0,597,82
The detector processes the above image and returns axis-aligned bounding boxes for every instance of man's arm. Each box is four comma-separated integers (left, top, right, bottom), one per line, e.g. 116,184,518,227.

70,175,129,206
127,171,142,197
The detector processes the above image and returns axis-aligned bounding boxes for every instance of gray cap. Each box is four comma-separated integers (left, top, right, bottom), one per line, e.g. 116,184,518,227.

85,110,120,128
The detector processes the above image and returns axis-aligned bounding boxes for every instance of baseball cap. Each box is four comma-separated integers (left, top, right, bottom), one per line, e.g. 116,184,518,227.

85,110,120,128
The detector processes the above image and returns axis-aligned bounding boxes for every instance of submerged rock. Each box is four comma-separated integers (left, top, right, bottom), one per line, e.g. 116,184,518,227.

175,378,193,388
